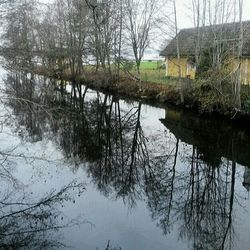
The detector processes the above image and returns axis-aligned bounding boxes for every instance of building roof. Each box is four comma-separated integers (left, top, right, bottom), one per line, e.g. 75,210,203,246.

160,21,250,57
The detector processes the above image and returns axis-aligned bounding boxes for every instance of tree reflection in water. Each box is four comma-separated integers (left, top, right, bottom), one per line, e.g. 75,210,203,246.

0,181,85,249
146,145,236,250
0,72,85,249
0,146,85,249
3,71,250,249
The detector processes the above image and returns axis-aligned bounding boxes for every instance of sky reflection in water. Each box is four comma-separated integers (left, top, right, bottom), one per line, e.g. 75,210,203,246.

0,71,250,250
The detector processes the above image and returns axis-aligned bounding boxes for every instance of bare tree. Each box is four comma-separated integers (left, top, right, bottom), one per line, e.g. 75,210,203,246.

234,0,244,110
172,0,184,103
84,0,124,81
2,0,39,72
124,0,157,81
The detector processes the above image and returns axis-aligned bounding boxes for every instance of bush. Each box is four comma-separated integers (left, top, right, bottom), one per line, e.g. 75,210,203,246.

159,63,166,69
186,79,234,113
122,59,135,72
243,100,250,112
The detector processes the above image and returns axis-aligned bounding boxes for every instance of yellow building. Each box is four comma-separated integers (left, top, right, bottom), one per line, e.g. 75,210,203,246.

160,21,250,83
165,57,196,79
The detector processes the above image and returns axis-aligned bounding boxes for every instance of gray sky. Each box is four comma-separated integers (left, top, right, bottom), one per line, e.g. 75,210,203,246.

175,0,250,29
39,0,250,29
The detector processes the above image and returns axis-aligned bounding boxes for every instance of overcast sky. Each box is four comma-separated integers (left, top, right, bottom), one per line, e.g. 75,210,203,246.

39,0,250,29
175,0,250,29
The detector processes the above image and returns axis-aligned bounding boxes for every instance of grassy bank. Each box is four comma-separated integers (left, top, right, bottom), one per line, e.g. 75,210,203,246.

35,63,250,120
84,75,180,105
86,60,172,85
140,61,166,83
130,61,173,85
85,74,250,119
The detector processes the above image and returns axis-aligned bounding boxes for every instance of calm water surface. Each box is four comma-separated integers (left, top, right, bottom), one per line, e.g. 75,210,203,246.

0,69,250,250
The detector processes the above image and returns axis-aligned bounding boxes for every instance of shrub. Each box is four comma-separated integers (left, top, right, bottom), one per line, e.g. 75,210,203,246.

122,59,135,72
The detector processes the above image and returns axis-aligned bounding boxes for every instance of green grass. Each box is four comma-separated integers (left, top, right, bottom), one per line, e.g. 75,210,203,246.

140,61,160,70
141,70,173,85
126,60,174,85
139,61,175,85
82,60,174,85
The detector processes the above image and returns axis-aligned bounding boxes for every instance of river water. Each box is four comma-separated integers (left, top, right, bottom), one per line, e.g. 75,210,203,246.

0,69,250,250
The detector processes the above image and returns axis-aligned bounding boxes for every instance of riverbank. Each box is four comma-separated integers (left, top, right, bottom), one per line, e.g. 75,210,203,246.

35,66,250,121
79,74,250,121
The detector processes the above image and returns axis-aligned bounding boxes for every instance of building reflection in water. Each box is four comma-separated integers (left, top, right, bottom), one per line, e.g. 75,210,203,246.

243,166,250,191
